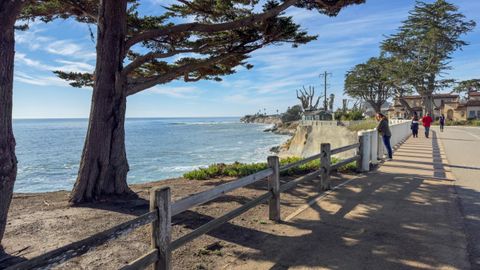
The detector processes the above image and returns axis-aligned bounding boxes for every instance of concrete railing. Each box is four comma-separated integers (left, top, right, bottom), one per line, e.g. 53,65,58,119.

357,120,411,172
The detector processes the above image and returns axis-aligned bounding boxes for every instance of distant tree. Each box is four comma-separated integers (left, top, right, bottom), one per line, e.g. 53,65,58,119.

0,0,96,246
281,105,303,123
382,0,476,116
342,99,349,112
296,85,321,111
57,0,365,203
453,79,480,94
345,57,394,114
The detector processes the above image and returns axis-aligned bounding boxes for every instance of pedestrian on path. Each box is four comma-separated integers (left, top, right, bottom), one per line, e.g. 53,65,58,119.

411,113,419,138
376,113,393,160
421,113,433,138
439,114,445,132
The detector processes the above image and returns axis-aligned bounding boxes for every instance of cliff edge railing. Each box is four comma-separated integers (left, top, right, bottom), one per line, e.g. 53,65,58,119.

7,121,411,270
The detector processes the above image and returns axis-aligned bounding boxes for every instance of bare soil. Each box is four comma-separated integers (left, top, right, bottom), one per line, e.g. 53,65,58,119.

1,173,354,270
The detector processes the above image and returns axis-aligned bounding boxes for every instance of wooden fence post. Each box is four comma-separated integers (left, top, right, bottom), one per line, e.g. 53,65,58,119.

320,143,331,190
267,156,280,222
150,187,172,270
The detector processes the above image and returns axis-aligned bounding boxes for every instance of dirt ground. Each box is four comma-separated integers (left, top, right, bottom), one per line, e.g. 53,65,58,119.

1,173,355,270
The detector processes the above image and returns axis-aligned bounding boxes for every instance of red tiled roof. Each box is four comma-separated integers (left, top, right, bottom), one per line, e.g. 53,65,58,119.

469,91,480,96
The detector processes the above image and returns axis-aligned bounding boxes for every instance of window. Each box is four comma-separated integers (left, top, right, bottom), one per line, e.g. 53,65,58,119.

469,110,476,118
477,111,480,118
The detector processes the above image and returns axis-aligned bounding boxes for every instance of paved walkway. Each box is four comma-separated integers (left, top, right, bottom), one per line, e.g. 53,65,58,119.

435,126,480,269
229,133,470,270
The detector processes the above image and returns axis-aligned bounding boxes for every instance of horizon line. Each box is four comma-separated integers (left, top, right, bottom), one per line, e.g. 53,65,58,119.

13,116,244,120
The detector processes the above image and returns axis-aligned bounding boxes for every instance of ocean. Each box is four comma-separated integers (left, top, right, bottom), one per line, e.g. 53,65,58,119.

13,117,288,193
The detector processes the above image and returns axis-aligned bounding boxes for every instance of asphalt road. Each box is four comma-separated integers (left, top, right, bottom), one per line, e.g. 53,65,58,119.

435,126,480,269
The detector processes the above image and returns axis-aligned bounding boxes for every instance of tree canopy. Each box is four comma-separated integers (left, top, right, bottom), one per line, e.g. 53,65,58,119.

453,79,480,94
57,0,365,95
381,0,475,114
344,57,394,113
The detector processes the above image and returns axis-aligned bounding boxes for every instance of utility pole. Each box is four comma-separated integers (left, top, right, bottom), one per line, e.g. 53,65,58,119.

319,71,332,111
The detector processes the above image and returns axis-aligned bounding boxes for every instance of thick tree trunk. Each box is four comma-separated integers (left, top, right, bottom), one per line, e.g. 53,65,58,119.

423,95,434,117
423,74,436,117
0,1,23,245
69,0,133,204
367,101,382,114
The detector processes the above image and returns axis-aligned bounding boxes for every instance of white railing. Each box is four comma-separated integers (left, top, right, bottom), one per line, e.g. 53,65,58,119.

357,120,411,172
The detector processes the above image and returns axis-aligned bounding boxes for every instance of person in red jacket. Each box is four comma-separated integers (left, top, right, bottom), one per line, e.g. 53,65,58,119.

421,113,433,138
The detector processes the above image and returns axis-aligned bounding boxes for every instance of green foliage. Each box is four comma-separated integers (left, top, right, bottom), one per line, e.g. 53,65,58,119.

344,57,394,112
346,120,377,132
281,105,303,122
433,119,480,126
453,79,480,94
55,0,365,91
54,71,94,88
183,157,320,180
381,0,475,99
335,110,364,121
331,158,358,173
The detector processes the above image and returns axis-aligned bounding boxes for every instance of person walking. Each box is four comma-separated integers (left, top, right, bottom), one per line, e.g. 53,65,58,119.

376,113,393,160
411,113,419,138
439,114,446,132
421,113,433,138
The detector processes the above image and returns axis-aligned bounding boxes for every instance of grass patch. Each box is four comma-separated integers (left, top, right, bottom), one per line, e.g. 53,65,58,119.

346,120,377,132
432,119,480,126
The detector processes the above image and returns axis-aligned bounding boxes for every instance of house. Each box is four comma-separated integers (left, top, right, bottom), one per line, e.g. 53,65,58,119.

387,92,480,120
465,91,480,119
302,110,333,121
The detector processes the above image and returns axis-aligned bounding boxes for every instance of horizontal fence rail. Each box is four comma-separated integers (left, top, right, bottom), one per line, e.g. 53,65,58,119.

171,168,273,216
10,129,412,270
331,143,360,155
331,155,361,170
170,191,273,251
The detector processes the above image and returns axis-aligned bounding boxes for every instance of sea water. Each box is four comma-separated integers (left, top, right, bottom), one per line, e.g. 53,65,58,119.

13,118,288,193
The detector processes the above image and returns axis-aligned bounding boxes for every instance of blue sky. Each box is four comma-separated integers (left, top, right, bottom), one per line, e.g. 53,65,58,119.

12,0,480,118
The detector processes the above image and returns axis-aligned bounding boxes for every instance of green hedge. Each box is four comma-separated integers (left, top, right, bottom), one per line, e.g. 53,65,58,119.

183,156,357,180
432,119,480,126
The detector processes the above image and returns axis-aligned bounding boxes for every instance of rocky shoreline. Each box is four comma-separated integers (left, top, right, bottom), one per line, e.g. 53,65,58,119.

240,114,298,155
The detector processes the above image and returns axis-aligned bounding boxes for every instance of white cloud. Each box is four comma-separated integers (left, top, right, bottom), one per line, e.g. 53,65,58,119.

15,72,69,87
16,25,96,62
15,53,94,73
147,86,200,98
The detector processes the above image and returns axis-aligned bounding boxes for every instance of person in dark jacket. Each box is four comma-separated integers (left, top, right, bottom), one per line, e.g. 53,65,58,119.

439,114,446,132
376,113,393,160
411,113,419,138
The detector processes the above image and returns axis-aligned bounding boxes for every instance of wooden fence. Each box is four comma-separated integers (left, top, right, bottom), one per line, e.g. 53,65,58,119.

7,142,362,270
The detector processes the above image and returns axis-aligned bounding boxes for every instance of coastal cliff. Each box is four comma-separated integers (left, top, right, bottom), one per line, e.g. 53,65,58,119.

240,114,282,125
278,123,358,159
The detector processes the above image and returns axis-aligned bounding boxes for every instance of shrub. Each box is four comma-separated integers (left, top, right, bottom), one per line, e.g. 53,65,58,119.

346,120,377,132
183,156,357,180
281,105,303,122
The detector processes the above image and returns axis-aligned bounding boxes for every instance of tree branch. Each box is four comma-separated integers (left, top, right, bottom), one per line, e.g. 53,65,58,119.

122,48,199,76
126,0,297,49
126,53,235,96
